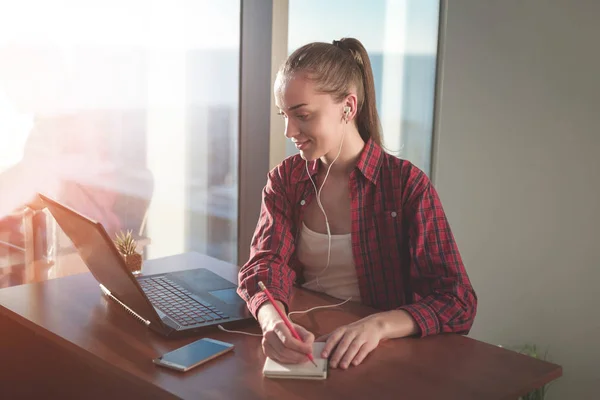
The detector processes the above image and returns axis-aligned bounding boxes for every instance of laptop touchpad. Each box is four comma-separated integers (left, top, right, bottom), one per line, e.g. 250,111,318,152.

208,288,241,304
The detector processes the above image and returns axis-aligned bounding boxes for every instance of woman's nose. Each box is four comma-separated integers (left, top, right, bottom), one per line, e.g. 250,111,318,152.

284,119,299,139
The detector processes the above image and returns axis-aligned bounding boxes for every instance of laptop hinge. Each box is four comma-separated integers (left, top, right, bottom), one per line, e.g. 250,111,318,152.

152,305,182,331
100,284,151,326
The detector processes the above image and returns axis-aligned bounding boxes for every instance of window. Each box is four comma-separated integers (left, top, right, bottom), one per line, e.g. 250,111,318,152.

0,0,241,280
287,0,440,175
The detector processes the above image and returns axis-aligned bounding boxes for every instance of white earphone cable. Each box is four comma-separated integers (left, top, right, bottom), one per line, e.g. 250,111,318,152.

217,325,262,337
305,111,348,290
217,296,352,337
287,296,352,321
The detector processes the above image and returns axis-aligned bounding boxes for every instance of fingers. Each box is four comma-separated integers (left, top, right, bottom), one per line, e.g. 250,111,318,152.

263,338,306,364
329,332,356,369
262,321,315,364
351,341,378,366
338,339,364,369
294,323,315,346
323,327,378,369
264,330,308,363
273,321,313,355
321,328,345,359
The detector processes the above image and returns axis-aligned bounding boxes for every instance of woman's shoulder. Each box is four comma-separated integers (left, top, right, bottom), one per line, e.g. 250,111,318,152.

268,153,306,186
379,152,432,198
381,152,429,181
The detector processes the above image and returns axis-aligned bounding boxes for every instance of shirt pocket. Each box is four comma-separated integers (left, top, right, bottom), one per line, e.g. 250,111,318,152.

372,208,403,256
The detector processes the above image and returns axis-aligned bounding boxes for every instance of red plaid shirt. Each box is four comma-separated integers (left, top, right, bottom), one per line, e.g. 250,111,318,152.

238,139,477,337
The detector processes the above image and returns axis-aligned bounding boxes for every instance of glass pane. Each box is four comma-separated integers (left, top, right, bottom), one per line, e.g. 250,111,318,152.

287,0,440,175
0,0,240,284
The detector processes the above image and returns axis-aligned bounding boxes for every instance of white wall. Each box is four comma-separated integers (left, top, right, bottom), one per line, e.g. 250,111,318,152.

434,1,600,398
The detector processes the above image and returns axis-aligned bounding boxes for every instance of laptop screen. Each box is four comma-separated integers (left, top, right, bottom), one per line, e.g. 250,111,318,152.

39,194,162,327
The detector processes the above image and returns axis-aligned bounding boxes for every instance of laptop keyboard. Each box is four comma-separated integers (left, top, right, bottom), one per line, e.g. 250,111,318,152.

139,276,229,327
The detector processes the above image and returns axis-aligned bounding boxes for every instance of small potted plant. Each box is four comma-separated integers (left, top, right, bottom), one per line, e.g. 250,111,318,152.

114,230,142,275
517,344,551,400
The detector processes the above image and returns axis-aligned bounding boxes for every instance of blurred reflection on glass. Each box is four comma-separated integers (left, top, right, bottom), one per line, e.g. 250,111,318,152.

0,0,240,285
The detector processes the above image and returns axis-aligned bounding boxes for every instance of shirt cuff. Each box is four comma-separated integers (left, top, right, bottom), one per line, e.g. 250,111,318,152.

398,302,440,337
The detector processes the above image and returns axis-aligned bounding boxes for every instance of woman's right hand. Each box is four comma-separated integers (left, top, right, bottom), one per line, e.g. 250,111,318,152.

257,301,315,364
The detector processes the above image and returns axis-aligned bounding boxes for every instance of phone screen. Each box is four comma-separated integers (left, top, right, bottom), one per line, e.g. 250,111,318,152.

156,338,234,371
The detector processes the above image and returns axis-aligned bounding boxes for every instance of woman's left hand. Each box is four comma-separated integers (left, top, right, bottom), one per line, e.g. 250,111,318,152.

316,314,384,369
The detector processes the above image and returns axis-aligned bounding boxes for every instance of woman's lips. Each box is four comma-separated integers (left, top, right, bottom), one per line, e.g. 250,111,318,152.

294,140,310,150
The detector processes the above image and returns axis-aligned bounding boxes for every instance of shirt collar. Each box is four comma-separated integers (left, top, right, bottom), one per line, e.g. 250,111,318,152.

291,138,384,184
355,138,384,184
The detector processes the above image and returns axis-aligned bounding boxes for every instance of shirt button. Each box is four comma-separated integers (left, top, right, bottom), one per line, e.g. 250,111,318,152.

300,200,306,206
391,211,397,218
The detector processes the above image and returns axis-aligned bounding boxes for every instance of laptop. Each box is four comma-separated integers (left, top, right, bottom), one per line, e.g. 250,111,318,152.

38,193,253,338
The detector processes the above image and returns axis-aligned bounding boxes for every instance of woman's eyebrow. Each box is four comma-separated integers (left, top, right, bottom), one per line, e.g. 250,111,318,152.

287,103,308,111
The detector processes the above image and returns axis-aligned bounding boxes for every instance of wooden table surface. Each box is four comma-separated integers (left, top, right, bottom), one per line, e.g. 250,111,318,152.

0,252,562,400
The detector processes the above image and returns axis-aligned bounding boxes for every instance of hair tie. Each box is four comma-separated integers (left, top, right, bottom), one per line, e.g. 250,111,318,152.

333,39,363,67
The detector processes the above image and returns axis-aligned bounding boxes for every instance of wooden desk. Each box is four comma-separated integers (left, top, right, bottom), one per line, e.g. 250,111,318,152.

0,252,561,399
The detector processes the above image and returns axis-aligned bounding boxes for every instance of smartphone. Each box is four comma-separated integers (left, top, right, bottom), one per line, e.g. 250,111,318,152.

152,338,234,372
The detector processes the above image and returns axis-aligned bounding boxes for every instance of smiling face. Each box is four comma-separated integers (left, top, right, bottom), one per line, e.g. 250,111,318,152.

274,73,348,162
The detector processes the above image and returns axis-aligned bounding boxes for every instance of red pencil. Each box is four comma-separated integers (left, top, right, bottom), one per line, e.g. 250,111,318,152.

258,281,317,367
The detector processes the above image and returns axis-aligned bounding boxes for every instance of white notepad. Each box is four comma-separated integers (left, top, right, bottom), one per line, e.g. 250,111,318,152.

262,342,328,380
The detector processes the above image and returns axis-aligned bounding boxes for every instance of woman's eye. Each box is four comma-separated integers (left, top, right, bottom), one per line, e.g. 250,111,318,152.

296,115,308,120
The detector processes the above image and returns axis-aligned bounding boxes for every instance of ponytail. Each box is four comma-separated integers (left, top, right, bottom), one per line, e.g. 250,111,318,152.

335,38,382,147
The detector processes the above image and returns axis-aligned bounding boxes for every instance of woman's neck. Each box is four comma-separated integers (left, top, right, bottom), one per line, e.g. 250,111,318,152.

320,125,365,176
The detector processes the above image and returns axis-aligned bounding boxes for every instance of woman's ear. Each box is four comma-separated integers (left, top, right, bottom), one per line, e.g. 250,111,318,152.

343,94,358,121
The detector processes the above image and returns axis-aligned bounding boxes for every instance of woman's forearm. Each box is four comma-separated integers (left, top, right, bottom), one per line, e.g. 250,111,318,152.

373,309,419,340
257,300,287,330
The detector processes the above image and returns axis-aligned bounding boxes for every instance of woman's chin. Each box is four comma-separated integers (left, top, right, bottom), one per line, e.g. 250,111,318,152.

299,149,318,161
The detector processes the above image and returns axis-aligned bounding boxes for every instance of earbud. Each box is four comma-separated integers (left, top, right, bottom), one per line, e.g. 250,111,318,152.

343,106,350,122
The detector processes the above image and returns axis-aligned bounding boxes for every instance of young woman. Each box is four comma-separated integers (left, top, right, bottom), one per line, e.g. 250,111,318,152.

237,38,477,370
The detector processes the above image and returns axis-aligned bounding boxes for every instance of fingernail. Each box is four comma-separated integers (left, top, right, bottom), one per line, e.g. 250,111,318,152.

322,352,328,358
341,363,347,369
